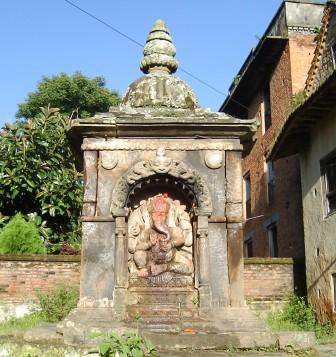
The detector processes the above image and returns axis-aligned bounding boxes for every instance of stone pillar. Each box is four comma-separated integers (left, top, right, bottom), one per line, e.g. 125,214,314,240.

225,151,245,307
113,216,128,318
197,215,211,312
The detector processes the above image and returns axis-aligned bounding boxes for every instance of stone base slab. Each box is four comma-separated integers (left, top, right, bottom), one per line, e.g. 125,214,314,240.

60,307,315,350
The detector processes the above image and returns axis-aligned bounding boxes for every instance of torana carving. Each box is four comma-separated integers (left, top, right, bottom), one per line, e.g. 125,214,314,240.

128,193,193,284
111,148,213,215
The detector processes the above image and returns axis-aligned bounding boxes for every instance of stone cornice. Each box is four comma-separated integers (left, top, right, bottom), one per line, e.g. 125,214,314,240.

69,115,257,141
81,138,242,151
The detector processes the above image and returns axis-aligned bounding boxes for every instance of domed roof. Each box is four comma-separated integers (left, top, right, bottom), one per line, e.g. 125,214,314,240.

122,19,199,109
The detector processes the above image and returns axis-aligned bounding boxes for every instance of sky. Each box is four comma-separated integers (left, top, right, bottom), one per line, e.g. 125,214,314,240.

0,0,282,126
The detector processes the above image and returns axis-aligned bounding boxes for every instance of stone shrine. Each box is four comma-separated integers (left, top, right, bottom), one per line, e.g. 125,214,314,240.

65,19,263,344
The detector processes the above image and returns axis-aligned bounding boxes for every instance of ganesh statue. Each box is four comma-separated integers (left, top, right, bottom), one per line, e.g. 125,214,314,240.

128,193,194,284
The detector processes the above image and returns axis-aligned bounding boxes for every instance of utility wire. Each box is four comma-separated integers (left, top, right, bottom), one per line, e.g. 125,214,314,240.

64,0,143,48
63,0,247,110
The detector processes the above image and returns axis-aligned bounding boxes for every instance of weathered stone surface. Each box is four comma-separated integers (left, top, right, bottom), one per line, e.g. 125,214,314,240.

208,223,229,307
0,302,36,322
122,72,199,109
111,148,213,215
226,202,243,220
83,150,98,216
79,222,115,305
140,19,178,74
204,150,224,169
227,223,244,307
205,162,226,216
23,323,63,344
225,151,243,204
276,331,316,349
82,138,242,151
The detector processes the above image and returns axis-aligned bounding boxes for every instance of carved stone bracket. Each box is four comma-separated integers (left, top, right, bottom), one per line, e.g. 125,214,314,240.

111,149,213,216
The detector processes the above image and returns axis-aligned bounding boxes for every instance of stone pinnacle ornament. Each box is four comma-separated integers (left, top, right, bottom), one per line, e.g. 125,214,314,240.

140,19,179,74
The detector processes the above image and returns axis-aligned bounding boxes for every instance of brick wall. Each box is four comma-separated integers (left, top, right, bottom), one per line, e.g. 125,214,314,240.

0,255,80,302
242,35,311,259
288,34,316,94
244,258,294,302
0,256,294,304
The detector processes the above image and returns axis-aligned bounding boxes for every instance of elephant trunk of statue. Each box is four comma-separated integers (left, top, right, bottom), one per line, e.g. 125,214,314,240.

152,215,170,242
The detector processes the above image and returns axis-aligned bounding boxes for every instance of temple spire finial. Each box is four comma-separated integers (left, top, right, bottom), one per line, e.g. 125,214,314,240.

140,19,178,74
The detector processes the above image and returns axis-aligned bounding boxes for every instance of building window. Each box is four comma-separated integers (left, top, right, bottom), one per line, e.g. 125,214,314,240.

244,237,253,257
244,174,251,218
332,274,336,311
331,43,336,70
263,84,272,130
267,224,278,257
321,151,336,215
266,161,275,204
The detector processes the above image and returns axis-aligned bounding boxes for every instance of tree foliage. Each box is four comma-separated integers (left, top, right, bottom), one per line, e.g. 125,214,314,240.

0,107,82,246
16,72,120,119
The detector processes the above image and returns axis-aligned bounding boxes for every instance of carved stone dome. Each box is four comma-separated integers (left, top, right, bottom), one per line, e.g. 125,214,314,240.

122,72,198,109
122,19,199,109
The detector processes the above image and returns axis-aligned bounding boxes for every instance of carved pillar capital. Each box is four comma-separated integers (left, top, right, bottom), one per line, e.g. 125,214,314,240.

197,228,208,239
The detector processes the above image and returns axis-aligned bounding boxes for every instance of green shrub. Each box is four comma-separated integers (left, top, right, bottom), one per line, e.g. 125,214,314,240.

0,213,45,254
92,332,156,357
36,285,79,322
289,90,307,112
267,295,336,342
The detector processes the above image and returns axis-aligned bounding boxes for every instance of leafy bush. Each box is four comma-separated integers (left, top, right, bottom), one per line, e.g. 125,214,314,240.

36,285,79,322
267,295,336,342
0,213,45,254
0,215,10,232
93,332,156,357
0,108,83,247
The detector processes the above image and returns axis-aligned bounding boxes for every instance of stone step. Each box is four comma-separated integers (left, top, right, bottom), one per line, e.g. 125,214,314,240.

127,304,198,321
128,287,196,306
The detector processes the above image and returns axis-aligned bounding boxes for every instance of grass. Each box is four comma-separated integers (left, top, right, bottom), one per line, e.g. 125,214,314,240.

0,284,79,335
267,295,336,344
0,311,45,334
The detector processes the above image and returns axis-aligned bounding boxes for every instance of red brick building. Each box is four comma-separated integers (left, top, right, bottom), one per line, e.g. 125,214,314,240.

220,1,325,260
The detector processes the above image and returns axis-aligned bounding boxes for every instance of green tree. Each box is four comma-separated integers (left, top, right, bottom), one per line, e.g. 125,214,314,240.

16,72,120,119
0,107,82,247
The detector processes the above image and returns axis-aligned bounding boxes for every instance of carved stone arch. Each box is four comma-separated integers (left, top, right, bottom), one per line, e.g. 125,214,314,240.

111,149,213,216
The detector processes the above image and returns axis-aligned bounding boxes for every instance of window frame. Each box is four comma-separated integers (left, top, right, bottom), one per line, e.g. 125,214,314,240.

320,149,336,216
331,273,336,312
266,160,275,205
263,84,272,131
244,236,253,258
244,173,252,219
267,223,278,257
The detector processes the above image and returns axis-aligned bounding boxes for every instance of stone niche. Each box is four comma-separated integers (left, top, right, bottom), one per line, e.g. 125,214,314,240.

66,19,258,338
